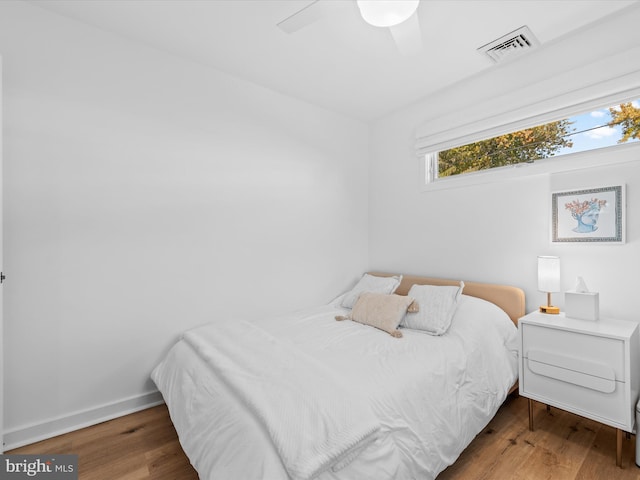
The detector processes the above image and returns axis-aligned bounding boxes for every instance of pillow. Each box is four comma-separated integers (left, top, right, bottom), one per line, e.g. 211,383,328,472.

340,274,402,309
336,292,418,337
401,281,465,335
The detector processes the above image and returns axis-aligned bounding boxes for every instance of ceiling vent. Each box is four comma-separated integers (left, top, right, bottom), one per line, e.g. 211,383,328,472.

478,26,539,63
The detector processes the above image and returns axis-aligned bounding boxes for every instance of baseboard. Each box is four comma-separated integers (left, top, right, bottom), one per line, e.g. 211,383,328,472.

3,390,164,451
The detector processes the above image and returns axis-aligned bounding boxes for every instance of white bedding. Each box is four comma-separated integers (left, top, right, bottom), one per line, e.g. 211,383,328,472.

182,319,380,480
152,294,519,480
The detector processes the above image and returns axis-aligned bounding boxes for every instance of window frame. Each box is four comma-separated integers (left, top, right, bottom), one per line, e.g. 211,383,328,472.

419,141,639,192
417,87,640,191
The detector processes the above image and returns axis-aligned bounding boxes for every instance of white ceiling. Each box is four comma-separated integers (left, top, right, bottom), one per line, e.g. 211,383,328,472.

28,0,638,121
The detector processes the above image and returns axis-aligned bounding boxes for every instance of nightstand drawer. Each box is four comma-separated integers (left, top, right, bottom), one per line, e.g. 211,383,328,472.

522,324,625,381
527,350,616,392
522,358,626,426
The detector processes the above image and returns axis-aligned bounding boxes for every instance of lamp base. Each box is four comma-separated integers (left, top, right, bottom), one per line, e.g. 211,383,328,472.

539,305,560,314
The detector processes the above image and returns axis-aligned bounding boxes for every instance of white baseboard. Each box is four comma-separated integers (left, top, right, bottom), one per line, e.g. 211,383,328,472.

3,390,164,451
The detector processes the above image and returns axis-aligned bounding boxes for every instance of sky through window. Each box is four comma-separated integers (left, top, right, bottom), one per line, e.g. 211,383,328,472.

557,100,640,155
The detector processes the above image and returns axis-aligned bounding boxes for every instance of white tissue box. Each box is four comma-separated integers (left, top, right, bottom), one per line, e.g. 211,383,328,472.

564,291,599,321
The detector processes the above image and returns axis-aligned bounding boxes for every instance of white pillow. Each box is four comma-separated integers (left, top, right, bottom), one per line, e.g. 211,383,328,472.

401,281,465,335
340,274,402,309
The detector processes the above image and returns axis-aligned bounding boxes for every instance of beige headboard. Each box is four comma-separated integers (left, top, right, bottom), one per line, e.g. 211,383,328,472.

369,272,526,324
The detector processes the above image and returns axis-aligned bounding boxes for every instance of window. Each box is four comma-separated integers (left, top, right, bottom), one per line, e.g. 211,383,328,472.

425,99,640,183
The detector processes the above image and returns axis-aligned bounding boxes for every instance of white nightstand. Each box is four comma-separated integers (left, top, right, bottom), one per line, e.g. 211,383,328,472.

519,311,640,467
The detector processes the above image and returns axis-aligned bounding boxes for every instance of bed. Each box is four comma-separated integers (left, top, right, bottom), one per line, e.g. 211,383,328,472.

151,272,525,480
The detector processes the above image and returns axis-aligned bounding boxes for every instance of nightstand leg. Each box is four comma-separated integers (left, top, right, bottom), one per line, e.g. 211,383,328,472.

528,398,534,431
617,428,622,467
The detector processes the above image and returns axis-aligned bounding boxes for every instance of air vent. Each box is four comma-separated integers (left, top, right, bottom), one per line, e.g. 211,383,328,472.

478,26,539,63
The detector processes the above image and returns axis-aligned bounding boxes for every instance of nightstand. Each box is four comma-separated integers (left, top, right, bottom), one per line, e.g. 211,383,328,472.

519,311,640,467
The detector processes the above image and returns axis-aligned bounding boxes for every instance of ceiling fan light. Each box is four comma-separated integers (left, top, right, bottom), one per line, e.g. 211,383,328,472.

357,0,419,28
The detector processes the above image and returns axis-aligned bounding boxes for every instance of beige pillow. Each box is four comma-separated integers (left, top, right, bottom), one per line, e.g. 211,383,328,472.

336,292,418,337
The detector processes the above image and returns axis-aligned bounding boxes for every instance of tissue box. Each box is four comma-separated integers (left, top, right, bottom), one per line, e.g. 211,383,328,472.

565,291,599,321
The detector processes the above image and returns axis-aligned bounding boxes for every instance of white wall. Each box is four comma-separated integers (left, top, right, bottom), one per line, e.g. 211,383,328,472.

369,5,640,321
369,138,640,318
0,1,369,448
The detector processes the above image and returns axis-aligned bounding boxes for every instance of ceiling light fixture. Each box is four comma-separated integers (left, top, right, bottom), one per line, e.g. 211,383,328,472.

356,0,420,28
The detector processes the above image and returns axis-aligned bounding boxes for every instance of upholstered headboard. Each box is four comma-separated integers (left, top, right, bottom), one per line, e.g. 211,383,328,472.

369,272,526,324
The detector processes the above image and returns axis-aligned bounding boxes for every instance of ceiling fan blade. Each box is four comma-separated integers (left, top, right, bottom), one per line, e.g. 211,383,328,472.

389,13,423,56
277,0,325,34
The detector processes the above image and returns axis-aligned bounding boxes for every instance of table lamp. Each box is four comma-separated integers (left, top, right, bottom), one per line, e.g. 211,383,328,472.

538,255,560,314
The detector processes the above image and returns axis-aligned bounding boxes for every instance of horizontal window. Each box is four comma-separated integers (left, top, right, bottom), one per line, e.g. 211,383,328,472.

425,99,640,184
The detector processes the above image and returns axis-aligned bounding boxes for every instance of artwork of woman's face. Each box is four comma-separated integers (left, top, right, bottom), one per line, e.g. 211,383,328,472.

582,208,600,226
554,187,622,243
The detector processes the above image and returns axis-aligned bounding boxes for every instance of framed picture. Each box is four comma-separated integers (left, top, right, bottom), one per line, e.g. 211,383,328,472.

551,185,625,243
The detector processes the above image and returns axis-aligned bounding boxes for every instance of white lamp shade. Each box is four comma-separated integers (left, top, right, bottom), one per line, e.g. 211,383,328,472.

357,0,420,27
538,256,560,292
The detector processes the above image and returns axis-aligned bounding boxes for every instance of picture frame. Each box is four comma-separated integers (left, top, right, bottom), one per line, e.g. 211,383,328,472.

551,185,625,243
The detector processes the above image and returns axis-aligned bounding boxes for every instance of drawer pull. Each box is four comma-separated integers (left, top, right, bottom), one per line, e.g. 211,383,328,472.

528,349,616,380
527,357,616,393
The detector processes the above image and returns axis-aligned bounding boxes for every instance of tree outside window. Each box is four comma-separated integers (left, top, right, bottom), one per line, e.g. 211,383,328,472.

433,100,640,180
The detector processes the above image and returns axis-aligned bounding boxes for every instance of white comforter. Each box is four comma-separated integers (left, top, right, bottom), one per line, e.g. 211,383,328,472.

152,294,518,480
182,319,380,480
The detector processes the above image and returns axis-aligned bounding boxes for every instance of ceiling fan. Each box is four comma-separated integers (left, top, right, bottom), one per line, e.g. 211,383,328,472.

277,0,423,56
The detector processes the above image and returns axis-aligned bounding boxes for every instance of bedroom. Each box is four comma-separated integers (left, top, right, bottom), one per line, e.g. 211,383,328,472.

1,0,640,478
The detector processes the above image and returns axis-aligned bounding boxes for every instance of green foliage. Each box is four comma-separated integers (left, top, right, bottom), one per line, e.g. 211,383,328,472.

608,102,640,143
438,120,574,177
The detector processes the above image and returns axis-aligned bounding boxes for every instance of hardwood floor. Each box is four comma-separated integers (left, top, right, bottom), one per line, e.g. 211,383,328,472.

7,405,198,480
439,395,639,480
8,394,640,479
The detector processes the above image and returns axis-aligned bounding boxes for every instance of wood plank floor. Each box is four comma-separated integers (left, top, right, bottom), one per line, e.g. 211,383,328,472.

8,394,640,479
8,405,198,480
